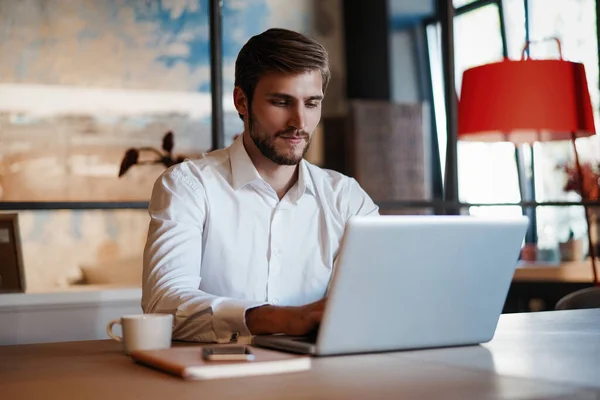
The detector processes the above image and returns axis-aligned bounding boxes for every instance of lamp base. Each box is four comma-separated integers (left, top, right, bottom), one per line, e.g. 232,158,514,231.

590,209,600,257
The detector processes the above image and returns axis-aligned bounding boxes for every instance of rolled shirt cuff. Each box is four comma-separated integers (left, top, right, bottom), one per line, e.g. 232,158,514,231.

212,298,268,343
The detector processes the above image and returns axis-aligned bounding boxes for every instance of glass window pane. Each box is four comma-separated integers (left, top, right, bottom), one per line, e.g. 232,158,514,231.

454,5,521,206
454,5,504,94
427,4,520,208
529,0,599,131
454,0,479,8
427,4,507,194
502,0,527,60
426,23,447,183
468,205,525,219
0,2,211,202
528,0,599,251
458,142,521,203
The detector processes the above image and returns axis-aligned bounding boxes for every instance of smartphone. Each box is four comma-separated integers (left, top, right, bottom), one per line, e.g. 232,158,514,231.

201,346,255,361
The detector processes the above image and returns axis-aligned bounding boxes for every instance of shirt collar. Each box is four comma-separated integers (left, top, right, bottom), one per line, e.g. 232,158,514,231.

229,135,315,199
230,136,263,191
296,159,315,198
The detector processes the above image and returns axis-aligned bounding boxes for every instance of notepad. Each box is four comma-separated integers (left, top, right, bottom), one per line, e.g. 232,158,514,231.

130,345,311,380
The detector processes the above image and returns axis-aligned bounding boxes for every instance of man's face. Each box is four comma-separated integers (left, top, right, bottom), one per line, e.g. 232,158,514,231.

245,71,323,165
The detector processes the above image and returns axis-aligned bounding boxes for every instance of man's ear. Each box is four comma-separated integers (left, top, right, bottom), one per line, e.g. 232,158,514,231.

233,87,248,118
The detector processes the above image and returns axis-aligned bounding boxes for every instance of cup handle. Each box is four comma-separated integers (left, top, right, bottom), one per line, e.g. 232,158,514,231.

106,319,122,342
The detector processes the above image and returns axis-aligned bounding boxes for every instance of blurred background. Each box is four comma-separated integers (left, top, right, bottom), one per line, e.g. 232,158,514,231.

1,0,599,315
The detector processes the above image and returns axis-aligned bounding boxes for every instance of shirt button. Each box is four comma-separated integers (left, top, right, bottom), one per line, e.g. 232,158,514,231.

271,299,279,305
272,248,281,257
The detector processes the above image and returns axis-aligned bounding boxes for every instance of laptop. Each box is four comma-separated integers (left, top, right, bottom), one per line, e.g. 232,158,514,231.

252,215,529,356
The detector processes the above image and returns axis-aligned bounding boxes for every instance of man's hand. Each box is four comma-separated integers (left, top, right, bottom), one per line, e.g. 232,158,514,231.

245,298,326,336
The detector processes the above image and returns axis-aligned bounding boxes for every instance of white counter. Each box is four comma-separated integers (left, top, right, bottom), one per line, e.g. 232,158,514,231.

0,285,142,345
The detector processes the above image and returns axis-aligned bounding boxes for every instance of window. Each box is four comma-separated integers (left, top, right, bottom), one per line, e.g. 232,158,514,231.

427,3,523,219
454,0,480,7
526,0,600,246
427,0,600,259
454,4,522,218
502,0,527,59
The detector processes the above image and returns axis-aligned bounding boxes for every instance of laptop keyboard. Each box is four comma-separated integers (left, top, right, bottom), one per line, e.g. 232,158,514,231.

291,337,315,344
292,332,318,344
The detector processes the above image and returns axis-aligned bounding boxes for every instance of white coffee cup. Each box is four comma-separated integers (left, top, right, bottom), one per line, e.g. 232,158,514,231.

106,314,173,355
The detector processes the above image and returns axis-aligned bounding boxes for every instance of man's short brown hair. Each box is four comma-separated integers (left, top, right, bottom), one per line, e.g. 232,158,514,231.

234,28,330,119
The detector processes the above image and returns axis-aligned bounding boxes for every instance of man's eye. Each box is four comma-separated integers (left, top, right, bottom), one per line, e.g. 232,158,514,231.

271,101,288,107
306,102,320,108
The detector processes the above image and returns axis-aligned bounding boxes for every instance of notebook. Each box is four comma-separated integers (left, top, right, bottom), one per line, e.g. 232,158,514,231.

130,345,311,380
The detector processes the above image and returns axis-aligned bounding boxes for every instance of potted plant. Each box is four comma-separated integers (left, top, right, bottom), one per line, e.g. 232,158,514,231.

560,160,600,259
558,229,584,261
561,161,600,201
118,131,187,178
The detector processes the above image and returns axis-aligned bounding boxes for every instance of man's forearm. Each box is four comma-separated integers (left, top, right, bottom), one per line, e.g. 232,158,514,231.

245,304,290,335
245,298,325,336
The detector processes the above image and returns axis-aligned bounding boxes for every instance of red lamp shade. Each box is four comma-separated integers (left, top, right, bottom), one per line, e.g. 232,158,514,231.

458,58,596,143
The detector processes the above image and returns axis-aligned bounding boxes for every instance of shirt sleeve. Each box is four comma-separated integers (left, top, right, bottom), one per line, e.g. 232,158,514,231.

142,164,266,343
326,177,379,295
344,177,380,218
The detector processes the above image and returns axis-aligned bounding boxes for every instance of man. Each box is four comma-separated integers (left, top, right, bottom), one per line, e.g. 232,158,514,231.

142,28,378,343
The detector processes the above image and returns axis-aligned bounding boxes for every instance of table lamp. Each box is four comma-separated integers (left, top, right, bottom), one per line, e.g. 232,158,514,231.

457,37,598,285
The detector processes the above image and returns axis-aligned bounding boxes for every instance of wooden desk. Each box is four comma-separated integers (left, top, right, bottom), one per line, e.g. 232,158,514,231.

0,310,598,399
401,309,600,389
505,261,597,312
513,260,597,283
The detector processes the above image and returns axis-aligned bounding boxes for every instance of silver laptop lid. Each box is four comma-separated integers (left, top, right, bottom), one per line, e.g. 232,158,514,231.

314,215,529,356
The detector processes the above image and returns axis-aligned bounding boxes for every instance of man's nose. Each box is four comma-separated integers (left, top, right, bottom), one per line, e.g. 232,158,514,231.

288,105,307,131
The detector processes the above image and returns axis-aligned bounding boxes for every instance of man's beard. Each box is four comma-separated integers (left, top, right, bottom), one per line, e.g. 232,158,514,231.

248,111,311,166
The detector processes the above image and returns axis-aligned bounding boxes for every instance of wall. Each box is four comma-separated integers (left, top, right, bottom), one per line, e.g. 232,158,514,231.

0,288,142,345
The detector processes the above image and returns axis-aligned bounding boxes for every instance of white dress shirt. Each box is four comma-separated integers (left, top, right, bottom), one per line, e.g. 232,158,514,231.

142,136,379,343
